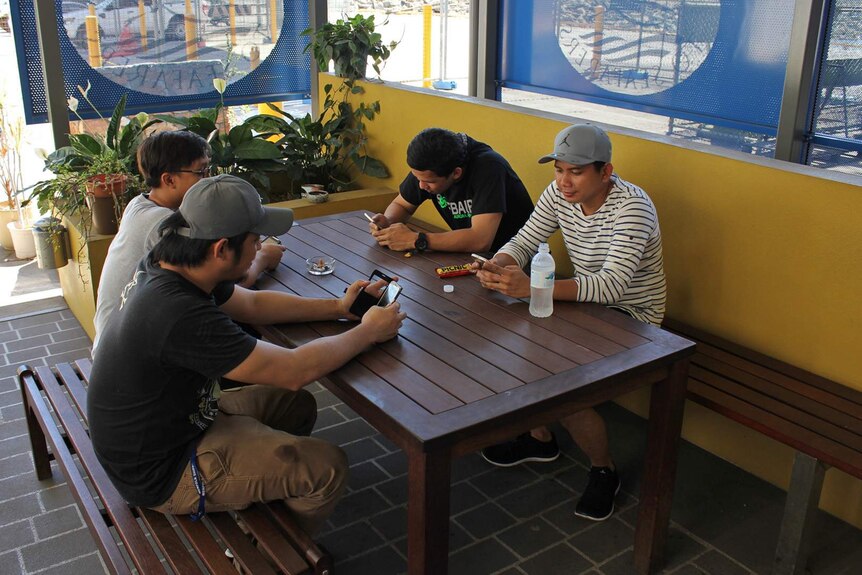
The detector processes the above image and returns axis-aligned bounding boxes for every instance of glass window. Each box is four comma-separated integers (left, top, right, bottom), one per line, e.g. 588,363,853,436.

807,0,862,176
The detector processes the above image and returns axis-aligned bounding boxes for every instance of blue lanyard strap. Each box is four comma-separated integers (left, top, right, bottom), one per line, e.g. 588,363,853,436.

189,449,206,521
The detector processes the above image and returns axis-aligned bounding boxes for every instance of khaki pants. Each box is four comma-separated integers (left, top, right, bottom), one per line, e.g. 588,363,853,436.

151,385,347,535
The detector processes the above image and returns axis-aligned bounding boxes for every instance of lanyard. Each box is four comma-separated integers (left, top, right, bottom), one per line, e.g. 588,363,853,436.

189,449,206,521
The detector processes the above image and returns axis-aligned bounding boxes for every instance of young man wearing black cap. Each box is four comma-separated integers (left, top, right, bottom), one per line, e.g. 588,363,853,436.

87,175,406,534
368,127,534,254
476,124,667,522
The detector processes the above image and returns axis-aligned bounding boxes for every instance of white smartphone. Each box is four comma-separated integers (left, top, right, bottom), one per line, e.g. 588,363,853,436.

471,253,489,267
377,281,403,307
364,213,375,223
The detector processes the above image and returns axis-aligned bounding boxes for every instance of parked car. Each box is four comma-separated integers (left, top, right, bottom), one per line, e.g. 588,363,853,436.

61,0,210,46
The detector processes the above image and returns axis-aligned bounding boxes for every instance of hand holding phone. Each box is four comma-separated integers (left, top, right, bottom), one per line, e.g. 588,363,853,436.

349,270,401,316
471,253,489,269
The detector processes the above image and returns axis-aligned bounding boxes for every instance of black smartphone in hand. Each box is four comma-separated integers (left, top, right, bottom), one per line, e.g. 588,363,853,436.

349,270,400,316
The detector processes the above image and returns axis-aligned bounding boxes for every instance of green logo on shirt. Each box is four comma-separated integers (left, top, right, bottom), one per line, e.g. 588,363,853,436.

437,194,448,209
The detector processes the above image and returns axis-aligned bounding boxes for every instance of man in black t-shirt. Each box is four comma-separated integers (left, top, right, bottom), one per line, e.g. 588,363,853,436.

369,128,533,254
87,175,406,535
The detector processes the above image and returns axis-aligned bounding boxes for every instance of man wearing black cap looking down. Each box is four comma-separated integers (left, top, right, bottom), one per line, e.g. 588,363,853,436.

476,124,666,522
87,175,406,535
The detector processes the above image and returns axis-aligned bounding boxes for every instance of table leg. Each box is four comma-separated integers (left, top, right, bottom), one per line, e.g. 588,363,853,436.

407,447,451,575
634,359,690,574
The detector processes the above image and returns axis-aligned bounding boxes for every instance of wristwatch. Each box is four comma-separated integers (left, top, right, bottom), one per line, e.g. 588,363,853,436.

414,232,429,253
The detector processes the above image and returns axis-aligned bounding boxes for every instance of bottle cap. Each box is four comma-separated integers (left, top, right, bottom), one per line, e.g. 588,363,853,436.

443,284,454,293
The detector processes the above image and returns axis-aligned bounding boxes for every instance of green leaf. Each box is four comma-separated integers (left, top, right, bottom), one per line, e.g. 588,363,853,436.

228,123,253,148
106,93,127,150
234,139,283,160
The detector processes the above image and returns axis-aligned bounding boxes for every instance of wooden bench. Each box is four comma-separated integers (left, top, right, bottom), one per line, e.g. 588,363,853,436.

662,319,862,575
17,360,332,575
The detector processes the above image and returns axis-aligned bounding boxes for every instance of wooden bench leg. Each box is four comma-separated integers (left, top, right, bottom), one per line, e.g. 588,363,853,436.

774,452,826,575
17,367,53,480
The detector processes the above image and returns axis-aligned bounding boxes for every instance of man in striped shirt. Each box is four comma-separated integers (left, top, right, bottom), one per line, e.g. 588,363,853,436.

477,124,666,521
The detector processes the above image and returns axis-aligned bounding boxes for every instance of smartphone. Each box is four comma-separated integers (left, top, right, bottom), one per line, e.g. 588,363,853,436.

470,253,489,263
364,213,375,223
349,269,397,316
263,235,282,245
377,281,402,307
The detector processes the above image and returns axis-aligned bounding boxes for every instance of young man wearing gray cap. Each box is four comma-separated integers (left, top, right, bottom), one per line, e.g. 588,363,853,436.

87,175,406,534
476,124,666,521
369,127,534,254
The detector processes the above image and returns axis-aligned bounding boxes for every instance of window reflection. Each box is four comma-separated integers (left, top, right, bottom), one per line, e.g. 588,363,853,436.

61,0,282,96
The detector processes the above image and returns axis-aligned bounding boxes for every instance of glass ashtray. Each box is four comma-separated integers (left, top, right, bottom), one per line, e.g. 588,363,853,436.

306,256,335,275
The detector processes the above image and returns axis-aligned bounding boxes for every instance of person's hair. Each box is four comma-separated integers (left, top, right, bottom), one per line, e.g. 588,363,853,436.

592,161,607,172
150,211,249,267
137,131,211,188
406,128,467,177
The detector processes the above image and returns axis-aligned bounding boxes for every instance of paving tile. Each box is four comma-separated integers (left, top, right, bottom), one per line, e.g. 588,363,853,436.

33,505,84,539
496,569,526,575
0,453,34,480
39,552,108,575
0,418,24,440
0,470,48,500
0,389,26,410
56,319,81,331
18,323,60,339
0,329,21,344
335,403,361,421
0,550,23,575
5,347,50,365
455,502,517,540
542,500,597,536
318,521,385,560
335,545,405,575
0,376,17,394
597,548,637,575
452,452,495,482
341,437,388,464
669,565,707,575
568,518,634,563
0,518,35,550
373,433,400,453
449,537,519,575
347,460,390,492
495,477,574,519
38,482,78,512
519,542,593,575
448,520,475,552
310,388,340,408
661,526,707,572
375,450,408,477
1,402,25,422
46,337,93,355
497,517,565,558
5,334,53,353
450,480,488,514
692,549,753,575
50,327,88,343
470,465,541,499
366,505,406,540
0,493,42,526
20,526,99,572
0,358,45,379
314,405,347,430
375,475,407,506
326,487,391,529
312,417,376,446
9,312,64,330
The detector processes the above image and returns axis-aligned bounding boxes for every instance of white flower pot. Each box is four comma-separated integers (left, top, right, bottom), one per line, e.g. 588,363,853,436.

6,220,36,259
0,207,18,250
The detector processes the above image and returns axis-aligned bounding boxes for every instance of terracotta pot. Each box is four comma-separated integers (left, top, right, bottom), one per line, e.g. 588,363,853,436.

85,174,126,235
85,174,127,198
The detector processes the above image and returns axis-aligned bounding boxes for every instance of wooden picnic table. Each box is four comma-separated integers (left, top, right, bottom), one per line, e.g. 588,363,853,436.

255,210,695,574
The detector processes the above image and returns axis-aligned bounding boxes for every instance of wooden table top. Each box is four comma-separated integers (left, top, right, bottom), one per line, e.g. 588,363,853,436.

257,211,695,454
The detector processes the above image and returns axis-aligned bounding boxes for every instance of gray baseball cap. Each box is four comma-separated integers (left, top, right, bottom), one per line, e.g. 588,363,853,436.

177,174,294,240
538,124,612,165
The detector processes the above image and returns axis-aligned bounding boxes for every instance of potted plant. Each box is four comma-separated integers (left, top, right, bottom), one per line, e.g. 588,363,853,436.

155,78,286,199
302,13,397,80
28,85,157,241
0,93,34,258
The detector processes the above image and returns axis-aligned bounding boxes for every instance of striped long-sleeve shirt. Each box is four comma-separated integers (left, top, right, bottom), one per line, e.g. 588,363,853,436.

498,176,666,326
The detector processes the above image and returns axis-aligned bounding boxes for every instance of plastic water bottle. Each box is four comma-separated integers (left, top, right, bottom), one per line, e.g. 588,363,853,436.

529,243,555,318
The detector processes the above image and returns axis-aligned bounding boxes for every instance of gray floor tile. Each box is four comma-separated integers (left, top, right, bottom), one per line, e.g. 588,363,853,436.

693,549,753,575
315,405,348,429
38,552,107,575
20,527,100,572
497,517,566,558
366,505,406,540
0,519,35,550
495,477,574,519
470,465,541,499
0,494,42,526
450,480,488,514
569,518,634,564
342,436,388,464
449,538,519,575
319,521,385,561
0,550,23,575
519,542,593,575
327,487,391,529
312,417,376,445
455,501,518,539
375,475,408,506
32,505,84,539
347,460,390,492
375,449,408,477
335,545,406,575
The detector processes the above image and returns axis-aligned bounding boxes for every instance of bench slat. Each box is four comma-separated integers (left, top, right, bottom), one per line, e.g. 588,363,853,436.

267,501,332,575
690,365,862,453
33,364,167,574
207,512,279,575
139,508,203,574
237,505,311,575
688,379,862,478
173,515,239,574
694,341,862,422
19,369,134,575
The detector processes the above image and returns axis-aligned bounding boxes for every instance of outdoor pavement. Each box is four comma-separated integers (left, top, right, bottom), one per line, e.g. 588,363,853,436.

1,251,861,574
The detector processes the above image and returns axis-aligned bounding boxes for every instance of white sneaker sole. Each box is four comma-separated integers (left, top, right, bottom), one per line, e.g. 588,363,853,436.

481,452,560,468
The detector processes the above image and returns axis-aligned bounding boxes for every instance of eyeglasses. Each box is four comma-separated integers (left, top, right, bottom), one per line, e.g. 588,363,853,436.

175,167,211,177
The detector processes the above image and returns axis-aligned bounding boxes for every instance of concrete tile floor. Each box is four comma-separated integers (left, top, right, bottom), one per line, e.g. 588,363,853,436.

1,296,861,574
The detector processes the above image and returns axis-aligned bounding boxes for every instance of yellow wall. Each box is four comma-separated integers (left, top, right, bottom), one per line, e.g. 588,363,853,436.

335,76,862,527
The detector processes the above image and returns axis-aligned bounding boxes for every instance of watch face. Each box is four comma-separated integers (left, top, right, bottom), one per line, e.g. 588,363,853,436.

415,233,428,251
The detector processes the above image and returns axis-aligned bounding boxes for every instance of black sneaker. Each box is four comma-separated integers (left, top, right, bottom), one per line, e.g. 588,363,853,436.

575,466,621,521
481,433,560,467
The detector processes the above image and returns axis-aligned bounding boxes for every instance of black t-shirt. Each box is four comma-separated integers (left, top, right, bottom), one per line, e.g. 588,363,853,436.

399,135,534,252
87,258,257,507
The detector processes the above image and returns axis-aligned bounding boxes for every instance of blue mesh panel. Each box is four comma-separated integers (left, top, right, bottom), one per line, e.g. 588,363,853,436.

499,0,795,135
11,0,310,123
